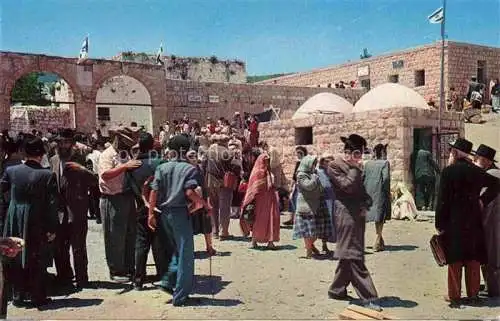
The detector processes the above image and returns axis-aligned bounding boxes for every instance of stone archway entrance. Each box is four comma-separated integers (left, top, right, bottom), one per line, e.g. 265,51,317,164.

95,75,153,137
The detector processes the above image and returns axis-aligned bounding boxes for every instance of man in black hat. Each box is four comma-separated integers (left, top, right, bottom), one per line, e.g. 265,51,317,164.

326,134,380,311
436,138,499,305
50,129,99,289
473,144,500,297
473,144,497,171
148,134,208,306
1,136,58,307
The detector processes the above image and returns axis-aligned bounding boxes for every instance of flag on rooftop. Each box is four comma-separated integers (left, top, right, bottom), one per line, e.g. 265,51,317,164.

79,36,89,60
428,7,444,24
156,43,164,65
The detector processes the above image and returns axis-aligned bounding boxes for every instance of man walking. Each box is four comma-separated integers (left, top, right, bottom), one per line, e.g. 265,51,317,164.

436,138,498,306
411,146,440,211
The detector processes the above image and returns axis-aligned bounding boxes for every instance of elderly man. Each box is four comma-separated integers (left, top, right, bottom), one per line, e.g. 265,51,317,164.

50,129,99,289
436,138,499,306
473,144,500,297
206,135,235,239
99,127,142,282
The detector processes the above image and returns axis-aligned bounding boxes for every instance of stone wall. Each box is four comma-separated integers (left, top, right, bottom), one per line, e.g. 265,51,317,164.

259,107,463,189
157,80,365,127
447,42,500,101
10,106,71,134
257,41,500,106
112,53,247,83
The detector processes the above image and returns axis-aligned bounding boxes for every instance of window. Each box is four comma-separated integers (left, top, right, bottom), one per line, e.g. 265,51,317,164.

295,127,313,145
477,60,486,84
414,70,425,87
97,107,110,121
388,75,399,83
360,79,371,90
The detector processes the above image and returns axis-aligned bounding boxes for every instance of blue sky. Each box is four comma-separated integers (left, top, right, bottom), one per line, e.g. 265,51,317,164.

1,0,499,75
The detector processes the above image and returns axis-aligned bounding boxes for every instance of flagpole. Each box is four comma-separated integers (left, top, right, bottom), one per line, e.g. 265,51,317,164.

438,0,446,163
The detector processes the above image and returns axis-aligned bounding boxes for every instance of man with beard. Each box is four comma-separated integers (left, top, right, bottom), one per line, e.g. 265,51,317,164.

50,129,99,289
98,127,141,282
473,144,500,297
436,139,498,306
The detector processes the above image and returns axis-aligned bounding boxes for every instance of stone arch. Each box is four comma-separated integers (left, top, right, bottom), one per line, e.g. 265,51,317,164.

4,62,82,102
91,68,160,107
93,70,158,134
3,60,83,131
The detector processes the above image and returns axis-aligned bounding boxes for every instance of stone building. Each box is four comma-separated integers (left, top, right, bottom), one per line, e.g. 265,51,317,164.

259,84,464,190
257,41,500,106
112,52,247,83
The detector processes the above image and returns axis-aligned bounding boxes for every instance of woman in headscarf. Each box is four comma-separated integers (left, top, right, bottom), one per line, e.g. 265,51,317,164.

391,182,418,220
363,143,391,252
240,154,280,249
293,155,334,258
317,154,336,252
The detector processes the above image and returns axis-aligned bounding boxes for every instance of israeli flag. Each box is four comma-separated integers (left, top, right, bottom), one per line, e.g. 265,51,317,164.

428,7,444,24
79,36,89,59
156,43,164,65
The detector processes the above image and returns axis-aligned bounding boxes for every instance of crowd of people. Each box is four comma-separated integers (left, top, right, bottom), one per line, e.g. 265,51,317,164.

0,112,499,317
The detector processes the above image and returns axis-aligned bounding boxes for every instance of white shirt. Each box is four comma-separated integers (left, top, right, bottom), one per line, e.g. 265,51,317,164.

86,150,102,174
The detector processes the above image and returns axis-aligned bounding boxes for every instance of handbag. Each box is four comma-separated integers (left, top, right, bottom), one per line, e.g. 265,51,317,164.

430,234,447,267
242,202,256,223
223,172,239,190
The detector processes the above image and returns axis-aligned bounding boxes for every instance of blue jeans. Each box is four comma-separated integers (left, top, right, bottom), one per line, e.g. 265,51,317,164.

163,207,195,305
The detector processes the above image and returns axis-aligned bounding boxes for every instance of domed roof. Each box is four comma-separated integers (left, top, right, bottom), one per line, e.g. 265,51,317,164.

292,92,353,120
353,83,430,113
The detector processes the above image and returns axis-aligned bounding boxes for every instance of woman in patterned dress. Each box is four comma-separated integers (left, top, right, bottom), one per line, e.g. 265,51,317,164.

293,155,334,258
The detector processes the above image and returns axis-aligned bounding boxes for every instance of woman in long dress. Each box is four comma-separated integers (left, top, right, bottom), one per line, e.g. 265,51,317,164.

293,155,334,258
363,144,391,252
240,154,280,249
391,183,418,220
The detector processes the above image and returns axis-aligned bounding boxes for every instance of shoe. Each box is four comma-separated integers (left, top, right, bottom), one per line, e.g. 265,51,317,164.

328,291,353,301
133,283,143,291
12,299,26,308
171,296,202,306
322,244,332,254
34,297,53,308
96,218,102,224
206,247,217,256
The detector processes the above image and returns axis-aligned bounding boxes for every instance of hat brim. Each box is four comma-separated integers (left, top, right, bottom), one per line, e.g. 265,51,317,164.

448,142,473,155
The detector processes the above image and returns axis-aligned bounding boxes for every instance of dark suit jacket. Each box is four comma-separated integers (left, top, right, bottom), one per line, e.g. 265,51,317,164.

436,158,499,264
50,154,99,225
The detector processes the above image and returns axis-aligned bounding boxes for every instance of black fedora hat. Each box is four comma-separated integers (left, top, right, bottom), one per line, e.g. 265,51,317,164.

24,137,46,157
448,138,473,155
473,144,497,162
341,134,367,152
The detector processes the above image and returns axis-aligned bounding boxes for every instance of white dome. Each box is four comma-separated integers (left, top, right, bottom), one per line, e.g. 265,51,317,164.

353,83,430,113
292,92,353,120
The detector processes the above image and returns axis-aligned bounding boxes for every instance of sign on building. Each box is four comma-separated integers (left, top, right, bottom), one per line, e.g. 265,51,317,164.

188,95,202,102
357,66,370,77
392,60,404,69
208,95,220,103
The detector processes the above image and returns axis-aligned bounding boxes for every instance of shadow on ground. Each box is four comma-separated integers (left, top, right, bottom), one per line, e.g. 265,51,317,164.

194,297,243,307
195,251,231,259
38,298,103,311
193,275,231,296
376,296,419,308
384,245,419,252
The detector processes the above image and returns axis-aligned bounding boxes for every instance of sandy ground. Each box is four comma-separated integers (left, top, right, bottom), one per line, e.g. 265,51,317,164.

8,213,500,320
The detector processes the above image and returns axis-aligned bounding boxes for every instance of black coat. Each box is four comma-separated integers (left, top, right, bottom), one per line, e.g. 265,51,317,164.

436,159,499,264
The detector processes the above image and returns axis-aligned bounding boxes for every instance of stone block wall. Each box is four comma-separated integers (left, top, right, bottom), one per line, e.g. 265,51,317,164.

156,80,366,128
10,106,71,134
447,42,500,101
259,107,463,190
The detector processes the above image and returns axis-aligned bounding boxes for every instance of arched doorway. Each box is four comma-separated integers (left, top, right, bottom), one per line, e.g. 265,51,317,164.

95,75,153,137
9,72,77,134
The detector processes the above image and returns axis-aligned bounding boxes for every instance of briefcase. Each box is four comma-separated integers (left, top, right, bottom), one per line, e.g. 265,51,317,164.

430,234,447,267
